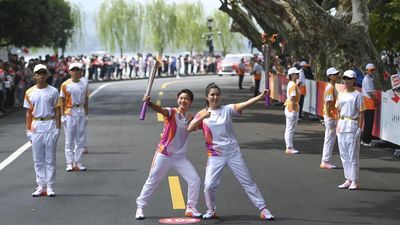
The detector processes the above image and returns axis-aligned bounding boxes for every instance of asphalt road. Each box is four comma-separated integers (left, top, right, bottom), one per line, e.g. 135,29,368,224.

0,75,399,225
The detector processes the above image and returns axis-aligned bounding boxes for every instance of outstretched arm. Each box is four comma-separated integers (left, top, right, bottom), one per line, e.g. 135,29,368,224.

235,89,269,112
143,95,169,117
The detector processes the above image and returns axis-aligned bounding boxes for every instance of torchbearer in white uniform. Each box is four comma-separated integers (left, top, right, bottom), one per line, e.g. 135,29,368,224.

24,64,62,197
135,89,201,220
284,67,301,154
188,82,274,220
320,67,339,169
60,63,89,171
336,70,365,190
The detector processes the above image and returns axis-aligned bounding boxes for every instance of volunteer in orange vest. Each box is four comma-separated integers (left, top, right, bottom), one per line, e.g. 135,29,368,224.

320,67,339,169
60,63,89,172
252,59,262,97
298,61,308,119
361,63,377,147
237,58,246,90
24,64,62,197
284,67,301,154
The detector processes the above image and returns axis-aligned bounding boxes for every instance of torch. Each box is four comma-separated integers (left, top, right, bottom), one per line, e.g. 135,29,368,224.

262,33,278,108
139,56,161,120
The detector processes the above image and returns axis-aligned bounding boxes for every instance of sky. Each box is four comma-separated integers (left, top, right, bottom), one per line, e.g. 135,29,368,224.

67,0,222,54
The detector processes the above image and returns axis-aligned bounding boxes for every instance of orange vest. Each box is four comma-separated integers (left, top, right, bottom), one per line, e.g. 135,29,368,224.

363,96,376,110
254,72,261,80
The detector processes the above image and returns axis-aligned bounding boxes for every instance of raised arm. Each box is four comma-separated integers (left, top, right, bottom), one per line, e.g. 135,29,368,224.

187,109,210,132
143,95,169,117
234,89,269,112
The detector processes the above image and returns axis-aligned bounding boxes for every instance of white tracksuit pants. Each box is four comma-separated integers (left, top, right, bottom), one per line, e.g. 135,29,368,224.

321,117,337,163
136,153,201,208
204,149,266,211
337,132,360,182
284,107,299,149
64,115,86,164
31,132,57,187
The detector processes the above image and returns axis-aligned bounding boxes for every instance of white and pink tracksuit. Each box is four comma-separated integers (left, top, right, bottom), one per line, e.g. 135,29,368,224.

196,104,267,211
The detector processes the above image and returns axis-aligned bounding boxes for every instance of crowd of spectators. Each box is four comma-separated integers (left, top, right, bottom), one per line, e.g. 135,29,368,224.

0,52,221,115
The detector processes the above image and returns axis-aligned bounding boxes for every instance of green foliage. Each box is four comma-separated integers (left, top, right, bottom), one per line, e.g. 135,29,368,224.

0,0,77,53
212,11,244,55
97,0,143,57
175,1,207,54
145,0,177,54
369,0,400,50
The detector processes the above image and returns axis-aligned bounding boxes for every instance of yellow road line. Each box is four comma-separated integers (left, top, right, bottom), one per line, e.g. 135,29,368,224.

156,100,164,121
161,80,183,89
168,176,186,209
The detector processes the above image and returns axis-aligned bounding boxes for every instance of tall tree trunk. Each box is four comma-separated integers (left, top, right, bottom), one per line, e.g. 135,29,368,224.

219,0,387,89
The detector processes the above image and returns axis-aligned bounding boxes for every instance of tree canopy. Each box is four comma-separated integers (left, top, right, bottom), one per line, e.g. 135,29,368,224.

218,0,397,89
0,0,79,54
97,0,143,57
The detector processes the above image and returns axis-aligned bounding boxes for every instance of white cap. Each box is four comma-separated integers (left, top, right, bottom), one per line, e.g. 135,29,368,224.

287,67,301,75
343,70,356,78
69,62,83,70
326,67,339,76
365,63,375,70
300,61,308,66
33,64,47,73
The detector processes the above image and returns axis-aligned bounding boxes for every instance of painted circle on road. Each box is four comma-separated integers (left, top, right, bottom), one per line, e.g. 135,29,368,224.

159,217,201,224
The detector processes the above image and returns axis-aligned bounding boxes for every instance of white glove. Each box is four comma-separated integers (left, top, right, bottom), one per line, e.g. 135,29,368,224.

355,128,361,138
61,115,66,125
26,130,32,142
85,115,89,125
54,128,61,140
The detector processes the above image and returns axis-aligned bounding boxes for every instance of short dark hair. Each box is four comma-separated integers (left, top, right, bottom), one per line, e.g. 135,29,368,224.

177,89,194,101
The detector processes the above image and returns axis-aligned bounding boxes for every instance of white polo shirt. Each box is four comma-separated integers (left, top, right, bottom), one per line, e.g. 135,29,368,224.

335,90,365,133
24,85,61,132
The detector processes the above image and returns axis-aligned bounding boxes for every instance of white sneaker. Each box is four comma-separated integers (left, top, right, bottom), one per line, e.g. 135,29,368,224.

185,205,202,218
32,186,46,197
135,208,144,220
66,164,73,172
260,208,274,220
47,186,55,197
285,149,299,154
337,181,351,189
74,163,87,171
348,182,359,190
202,209,217,219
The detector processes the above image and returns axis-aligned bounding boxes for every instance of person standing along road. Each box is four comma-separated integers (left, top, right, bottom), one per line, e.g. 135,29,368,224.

336,70,365,190
60,63,89,172
24,64,62,197
251,59,263,96
361,63,378,147
238,58,246,90
135,89,202,220
298,61,308,119
320,67,339,169
188,82,274,220
284,67,301,154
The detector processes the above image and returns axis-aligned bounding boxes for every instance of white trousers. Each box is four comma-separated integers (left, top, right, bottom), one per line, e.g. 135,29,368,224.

204,149,266,211
136,153,201,208
31,132,57,187
322,117,337,162
337,132,360,182
284,108,299,149
64,115,86,164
